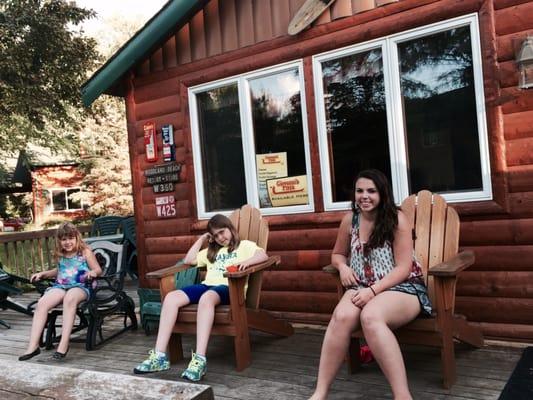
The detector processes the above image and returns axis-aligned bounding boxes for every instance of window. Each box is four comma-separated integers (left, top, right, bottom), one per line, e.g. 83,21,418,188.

313,14,491,210
49,188,82,212
189,62,313,218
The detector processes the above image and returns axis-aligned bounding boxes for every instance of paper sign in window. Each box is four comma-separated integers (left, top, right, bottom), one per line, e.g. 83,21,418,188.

266,175,309,207
256,152,288,207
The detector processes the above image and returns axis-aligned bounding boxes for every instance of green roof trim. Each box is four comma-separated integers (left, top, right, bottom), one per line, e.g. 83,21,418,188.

81,0,205,107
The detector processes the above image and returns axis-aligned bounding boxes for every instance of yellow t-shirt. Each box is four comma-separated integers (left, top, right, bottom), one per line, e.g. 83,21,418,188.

196,240,262,286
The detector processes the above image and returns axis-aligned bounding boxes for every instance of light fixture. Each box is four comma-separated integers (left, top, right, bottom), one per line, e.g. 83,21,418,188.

517,36,533,89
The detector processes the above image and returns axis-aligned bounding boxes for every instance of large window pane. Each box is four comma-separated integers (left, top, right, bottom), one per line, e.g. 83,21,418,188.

249,69,308,207
196,84,246,212
321,49,391,202
398,26,483,193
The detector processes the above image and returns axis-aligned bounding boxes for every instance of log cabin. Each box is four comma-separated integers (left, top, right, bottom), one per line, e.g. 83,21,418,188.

82,0,533,342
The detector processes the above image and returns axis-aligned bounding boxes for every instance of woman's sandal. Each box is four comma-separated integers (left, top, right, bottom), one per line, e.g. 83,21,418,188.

18,348,41,361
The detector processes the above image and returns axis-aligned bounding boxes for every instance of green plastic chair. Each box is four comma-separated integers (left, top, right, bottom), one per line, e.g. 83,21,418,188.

120,217,137,278
90,216,124,236
138,261,198,334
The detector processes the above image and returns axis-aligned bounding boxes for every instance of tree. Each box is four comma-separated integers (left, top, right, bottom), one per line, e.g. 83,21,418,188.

0,0,100,155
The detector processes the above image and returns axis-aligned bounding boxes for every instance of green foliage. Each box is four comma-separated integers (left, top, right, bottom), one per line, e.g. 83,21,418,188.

0,0,101,155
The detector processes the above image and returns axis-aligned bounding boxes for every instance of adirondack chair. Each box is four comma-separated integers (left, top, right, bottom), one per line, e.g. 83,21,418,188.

90,216,124,236
325,190,484,389
146,204,294,371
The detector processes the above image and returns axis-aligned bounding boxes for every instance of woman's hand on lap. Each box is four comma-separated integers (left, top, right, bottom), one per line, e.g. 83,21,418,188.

351,287,375,308
339,264,358,287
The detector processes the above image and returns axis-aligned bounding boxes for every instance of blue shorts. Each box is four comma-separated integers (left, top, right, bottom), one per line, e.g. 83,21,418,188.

181,284,230,305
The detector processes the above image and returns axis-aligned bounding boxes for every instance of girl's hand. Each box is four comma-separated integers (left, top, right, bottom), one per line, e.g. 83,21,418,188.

202,232,213,244
237,261,251,271
30,272,42,282
86,270,99,280
351,287,375,308
339,264,358,287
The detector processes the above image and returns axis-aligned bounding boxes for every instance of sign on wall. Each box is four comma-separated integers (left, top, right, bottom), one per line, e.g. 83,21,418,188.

155,195,176,218
145,162,181,194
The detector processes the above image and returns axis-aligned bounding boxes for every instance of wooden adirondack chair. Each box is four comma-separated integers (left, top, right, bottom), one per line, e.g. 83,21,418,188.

326,190,484,389
146,205,294,371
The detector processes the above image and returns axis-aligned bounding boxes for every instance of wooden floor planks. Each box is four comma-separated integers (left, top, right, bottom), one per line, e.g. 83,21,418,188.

0,283,524,400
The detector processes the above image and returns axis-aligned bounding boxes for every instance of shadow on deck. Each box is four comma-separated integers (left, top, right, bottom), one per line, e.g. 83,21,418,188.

0,281,524,400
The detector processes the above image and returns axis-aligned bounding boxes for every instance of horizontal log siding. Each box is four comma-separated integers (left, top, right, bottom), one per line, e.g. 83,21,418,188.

128,0,533,341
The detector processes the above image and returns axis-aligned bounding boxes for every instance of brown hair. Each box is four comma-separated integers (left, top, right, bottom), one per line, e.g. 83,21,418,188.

54,222,87,263
350,169,399,248
206,214,240,263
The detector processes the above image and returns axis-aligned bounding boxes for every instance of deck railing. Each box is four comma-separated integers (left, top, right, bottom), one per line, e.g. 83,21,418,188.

0,226,92,278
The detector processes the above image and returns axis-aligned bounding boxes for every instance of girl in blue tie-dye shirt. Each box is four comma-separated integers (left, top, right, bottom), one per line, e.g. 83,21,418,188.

19,222,102,361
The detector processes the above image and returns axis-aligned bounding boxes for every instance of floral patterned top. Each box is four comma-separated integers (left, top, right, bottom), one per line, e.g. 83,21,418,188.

349,212,432,316
52,253,91,291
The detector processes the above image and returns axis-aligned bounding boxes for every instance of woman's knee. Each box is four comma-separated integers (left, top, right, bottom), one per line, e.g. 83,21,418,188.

359,307,384,332
331,304,359,328
163,290,185,307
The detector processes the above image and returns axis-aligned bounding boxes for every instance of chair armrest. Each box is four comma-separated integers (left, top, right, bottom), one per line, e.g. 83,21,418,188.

428,250,475,277
322,264,338,274
223,255,281,278
146,260,194,280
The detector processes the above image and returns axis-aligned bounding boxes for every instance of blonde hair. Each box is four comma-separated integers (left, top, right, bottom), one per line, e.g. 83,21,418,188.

54,222,86,263
206,214,240,263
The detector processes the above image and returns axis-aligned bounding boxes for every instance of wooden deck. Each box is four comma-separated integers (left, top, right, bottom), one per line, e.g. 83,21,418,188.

0,281,524,400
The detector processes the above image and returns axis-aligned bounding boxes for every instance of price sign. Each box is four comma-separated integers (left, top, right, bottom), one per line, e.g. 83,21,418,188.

155,195,176,218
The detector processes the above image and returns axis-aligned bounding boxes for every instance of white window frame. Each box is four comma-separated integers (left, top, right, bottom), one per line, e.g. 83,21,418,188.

313,14,492,210
189,60,314,219
48,187,83,212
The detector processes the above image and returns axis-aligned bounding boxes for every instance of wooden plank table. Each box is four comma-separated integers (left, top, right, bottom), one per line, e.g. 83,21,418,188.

0,359,213,400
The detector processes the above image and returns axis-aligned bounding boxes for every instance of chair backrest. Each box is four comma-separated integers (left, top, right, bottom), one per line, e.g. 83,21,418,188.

90,216,124,236
401,190,460,305
89,240,125,277
228,205,269,309
120,217,136,247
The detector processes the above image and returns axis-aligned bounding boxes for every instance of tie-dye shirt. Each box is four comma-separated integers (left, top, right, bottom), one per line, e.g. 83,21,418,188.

50,253,91,295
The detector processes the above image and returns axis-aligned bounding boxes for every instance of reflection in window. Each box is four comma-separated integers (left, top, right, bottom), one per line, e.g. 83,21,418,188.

399,26,482,193
249,70,308,207
321,49,391,202
67,188,81,210
196,84,246,212
52,190,66,211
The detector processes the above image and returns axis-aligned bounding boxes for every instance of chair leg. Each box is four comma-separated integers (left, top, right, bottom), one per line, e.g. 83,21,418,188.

441,330,456,389
233,328,251,372
45,312,59,350
0,319,10,328
168,333,184,363
347,337,361,373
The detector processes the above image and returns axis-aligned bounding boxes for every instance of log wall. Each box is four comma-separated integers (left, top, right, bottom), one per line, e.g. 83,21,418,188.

125,0,533,341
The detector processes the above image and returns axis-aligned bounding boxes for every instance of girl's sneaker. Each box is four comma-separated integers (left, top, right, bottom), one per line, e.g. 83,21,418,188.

181,352,207,381
133,349,170,374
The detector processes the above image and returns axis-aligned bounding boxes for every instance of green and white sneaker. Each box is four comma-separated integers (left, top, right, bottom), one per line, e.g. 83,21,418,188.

133,349,170,374
181,352,207,381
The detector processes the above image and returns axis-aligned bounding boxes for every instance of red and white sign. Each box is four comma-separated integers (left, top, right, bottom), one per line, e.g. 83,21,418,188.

155,195,176,218
144,121,157,162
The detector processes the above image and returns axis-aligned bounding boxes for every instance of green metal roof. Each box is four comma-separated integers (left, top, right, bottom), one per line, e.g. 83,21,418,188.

81,0,206,107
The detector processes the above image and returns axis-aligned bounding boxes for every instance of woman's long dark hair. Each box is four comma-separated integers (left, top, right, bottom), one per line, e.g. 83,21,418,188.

206,214,240,263
350,169,398,248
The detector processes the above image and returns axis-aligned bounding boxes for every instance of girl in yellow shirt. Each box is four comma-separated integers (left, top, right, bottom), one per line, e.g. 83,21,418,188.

134,214,267,381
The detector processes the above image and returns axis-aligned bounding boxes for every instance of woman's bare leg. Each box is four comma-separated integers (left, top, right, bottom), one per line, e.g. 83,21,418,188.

309,290,362,400
56,288,87,354
24,289,65,354
195,290,221,356
154,290,190,353
360,291,420,400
